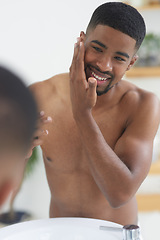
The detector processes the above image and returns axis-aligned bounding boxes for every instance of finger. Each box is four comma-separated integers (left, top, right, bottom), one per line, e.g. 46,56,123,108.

39,111,52,123
70,40,80,73
34,129,49,140
34,111,45,129
76,41,86,84
32,138,43,147
77,37,81,42
71,43,79,65
77,41,85,67
39,111,45,117
87,77,97,98
41,116,52,124
26,150,33,159
36,115,52,129
39,110,52,122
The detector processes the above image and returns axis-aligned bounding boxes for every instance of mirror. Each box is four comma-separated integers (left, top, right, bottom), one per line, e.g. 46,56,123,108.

0,1,159,240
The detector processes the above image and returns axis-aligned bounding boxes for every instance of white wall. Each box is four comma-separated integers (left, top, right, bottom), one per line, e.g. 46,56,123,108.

0,0,121,85
0,0,124,219
0,0,160,221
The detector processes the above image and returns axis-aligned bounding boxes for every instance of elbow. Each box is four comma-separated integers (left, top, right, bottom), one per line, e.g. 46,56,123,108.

107,192,133,209
109,200,125,209
109,200,126,209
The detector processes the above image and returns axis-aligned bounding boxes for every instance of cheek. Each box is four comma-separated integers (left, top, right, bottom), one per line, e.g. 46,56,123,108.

84,48,97,64
114,66,125,75
114,66,128,80
113,60,130,73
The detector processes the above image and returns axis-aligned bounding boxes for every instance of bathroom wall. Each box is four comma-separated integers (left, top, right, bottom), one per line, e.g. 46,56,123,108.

0,0,160,225
0,0,124,219
0,0,122,86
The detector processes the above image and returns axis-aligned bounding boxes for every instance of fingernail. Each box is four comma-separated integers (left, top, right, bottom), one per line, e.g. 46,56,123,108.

47,116,52,121
46,130,49,135
89,78,96,83
40,111,44,116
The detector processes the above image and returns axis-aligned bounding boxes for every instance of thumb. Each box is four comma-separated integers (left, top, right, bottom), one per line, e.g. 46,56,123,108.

87,77,97,97
88,77,97,89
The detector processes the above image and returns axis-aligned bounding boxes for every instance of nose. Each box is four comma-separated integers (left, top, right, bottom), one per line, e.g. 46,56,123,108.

96,55,113,72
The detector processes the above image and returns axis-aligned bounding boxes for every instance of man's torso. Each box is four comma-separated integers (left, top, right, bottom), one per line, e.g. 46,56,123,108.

32,73,148,225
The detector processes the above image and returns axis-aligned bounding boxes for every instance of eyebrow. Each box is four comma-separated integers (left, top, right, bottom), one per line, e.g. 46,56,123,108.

91,40,107,49
91,40,130,59
116,51,130,59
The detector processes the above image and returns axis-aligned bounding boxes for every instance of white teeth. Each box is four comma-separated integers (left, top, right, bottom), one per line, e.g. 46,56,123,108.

92,71,107,81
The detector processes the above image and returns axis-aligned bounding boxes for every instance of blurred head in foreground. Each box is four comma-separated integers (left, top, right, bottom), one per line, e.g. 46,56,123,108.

0,66,37,205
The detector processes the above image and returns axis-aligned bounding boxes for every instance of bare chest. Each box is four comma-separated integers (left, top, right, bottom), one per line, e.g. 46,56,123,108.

41,101,126,173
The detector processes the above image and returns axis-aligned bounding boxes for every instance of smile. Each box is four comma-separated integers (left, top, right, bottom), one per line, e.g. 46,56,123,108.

91,71,110,81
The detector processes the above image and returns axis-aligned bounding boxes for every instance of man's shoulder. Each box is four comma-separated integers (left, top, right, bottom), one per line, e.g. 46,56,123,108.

29,73,69,101
121,80,160,126
122,80,159,109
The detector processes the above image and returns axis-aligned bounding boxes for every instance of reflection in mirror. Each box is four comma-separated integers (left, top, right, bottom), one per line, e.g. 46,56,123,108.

0,1,160,240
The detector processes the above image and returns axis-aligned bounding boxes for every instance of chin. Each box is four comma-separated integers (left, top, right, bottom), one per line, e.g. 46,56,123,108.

96,80,116,96
96,89,109,96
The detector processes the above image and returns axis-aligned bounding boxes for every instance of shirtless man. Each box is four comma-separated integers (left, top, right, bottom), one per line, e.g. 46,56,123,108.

30,2,160,225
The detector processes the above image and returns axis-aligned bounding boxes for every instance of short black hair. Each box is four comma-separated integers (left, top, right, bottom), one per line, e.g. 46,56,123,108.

86,2,146,50
0,66,38,154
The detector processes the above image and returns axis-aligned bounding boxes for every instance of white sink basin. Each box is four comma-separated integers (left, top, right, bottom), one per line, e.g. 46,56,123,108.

0,217,123,240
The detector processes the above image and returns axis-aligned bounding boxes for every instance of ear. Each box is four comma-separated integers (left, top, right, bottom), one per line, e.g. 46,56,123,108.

0,181,13,206
80,31,86,41
126,55,138,71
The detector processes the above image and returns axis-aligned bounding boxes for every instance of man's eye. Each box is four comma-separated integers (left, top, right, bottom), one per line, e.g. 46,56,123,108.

92,46,103,53
115,56,125,62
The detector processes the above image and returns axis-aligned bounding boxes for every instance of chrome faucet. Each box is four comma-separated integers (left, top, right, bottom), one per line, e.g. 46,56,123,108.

123,225,140,240
100,224,140,240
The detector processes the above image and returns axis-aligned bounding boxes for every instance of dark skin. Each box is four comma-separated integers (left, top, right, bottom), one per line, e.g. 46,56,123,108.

0,112,52,208
30,25,160,225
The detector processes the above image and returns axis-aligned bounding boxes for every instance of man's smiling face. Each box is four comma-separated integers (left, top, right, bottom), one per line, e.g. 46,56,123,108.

83,25,137,96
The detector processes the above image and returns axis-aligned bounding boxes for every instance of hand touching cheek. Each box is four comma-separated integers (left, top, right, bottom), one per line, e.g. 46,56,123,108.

69,39,97,121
